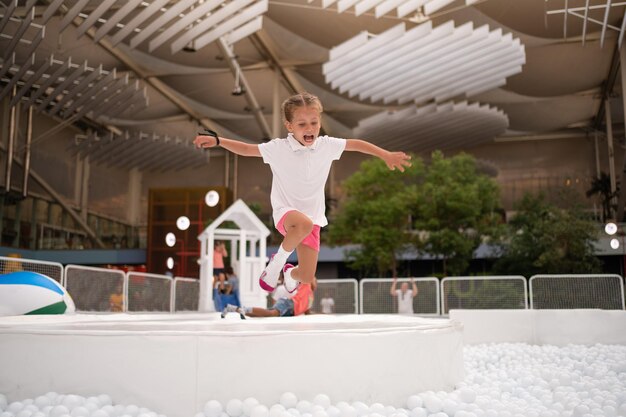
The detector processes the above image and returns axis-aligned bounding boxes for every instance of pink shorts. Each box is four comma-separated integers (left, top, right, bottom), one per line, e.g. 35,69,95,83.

276,211,321,252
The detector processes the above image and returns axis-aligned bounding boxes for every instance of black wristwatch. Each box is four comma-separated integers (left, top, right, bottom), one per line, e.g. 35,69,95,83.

197,128,220,146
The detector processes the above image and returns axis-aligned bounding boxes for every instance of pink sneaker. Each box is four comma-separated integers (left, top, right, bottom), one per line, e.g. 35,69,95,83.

259,254,283,292
283,263,300,294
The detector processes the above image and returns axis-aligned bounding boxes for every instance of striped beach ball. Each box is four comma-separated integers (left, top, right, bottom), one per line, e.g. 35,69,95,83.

0,271,75,316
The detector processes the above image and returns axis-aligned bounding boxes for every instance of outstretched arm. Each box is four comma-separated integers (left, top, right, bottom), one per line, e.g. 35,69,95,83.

411,278,418,295
390,277,398,296
194,134,261,157
345,139,411,172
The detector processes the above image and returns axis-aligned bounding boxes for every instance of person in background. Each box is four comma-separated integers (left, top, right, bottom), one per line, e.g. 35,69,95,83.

222,269,316,318
213,241,228,291
320,289,335,314
109,282,124,312
390,277,418,314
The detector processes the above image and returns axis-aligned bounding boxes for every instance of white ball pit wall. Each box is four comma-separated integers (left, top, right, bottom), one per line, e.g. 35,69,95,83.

0,314,464,417
450,309,626,345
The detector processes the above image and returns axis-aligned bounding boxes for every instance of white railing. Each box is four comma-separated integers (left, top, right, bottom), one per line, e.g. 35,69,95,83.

359,278,440,316
172,277,200,312
529,274,625,310
64,265,126,312
441,276,528,315
314,279,359,314
126,272,173,312
0,256,63,284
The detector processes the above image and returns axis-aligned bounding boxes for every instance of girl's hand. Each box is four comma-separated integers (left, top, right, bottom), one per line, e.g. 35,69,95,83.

194,135,218,149
385,151,411,172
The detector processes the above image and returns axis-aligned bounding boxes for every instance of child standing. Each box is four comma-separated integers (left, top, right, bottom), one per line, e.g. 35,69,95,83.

194,92,410,293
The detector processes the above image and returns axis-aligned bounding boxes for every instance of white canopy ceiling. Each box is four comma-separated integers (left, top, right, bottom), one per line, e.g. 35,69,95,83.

0,0,621,170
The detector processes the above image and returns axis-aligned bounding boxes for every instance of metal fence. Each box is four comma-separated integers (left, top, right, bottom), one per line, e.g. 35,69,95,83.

529,274,625,310
0,256,63,284
441,276,528,314
127,272,172,312
4,254,625,314
314,279,358,314
64,265,126,312
172,277,200,312
360,278,440,315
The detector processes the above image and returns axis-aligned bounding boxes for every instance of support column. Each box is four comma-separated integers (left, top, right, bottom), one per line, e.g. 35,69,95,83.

127,167,142,225
80,157,90,220
5,87,18,192
594,131,601,179
272,69,281,138
605,99,617,218
217,38,272,139
615,44,626,221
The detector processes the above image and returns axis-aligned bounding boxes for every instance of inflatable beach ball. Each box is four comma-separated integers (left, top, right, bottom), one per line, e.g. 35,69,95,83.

0,271,75,316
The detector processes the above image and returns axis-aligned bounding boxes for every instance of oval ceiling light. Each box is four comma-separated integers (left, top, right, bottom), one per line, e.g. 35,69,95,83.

323,22,525,106
165,232,177,247
354,101,508,152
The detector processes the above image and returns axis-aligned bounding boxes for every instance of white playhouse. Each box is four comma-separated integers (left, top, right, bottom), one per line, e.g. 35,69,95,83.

197,199,270,311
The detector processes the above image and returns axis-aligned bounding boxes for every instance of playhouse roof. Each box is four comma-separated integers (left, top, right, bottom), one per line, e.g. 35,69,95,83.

199,199,270,240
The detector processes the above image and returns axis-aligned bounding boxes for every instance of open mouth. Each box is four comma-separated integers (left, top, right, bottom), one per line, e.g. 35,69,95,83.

303,134,316,144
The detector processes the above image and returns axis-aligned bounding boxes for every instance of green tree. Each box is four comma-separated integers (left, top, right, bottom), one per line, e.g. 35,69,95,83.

413,151,502,276
326,156,424,277
494,193,601,277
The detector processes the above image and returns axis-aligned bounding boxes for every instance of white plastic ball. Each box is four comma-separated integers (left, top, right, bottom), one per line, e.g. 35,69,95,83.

296,401,311,414
423,396,442,413
195,414,205,417
0,412,12,417
64,395,84,409
313,395,331,410
339,405,356,417
8,402,24,413
85,402,99,413
459,389,476,404
326,406,340,417
16,410,32,417
243,399,259,417
370,404,384,414
70,406,90,417
270,404,286,417
49,405,70,417
204,400,223,417
97,395,113,407
406,396,423,410
280,394,298,410
383,406,396,416
312,410,327,417
442,399,459,416
226,399,244,417
251,405,269,417
34,396,51,409
91,410,110,417
351,402,368,416
125,404,140,416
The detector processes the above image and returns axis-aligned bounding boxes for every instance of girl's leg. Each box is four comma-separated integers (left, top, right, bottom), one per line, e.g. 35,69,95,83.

280,211,314,251
260,211,313,291
289,243,318,284
246,308,280,317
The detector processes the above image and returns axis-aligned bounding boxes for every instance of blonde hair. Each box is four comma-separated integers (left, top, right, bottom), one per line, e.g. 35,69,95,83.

281,92,323,123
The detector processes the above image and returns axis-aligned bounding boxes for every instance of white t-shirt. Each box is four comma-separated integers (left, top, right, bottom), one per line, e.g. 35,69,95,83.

320,297,335,314
395,289,414,314
258,134,346,227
